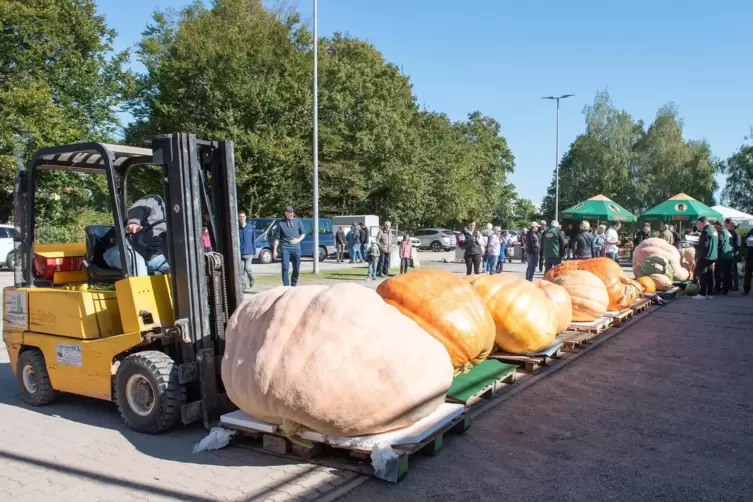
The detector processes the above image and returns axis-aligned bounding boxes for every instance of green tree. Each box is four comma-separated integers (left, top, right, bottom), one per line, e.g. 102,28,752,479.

0,0,131,229
721,129,753,213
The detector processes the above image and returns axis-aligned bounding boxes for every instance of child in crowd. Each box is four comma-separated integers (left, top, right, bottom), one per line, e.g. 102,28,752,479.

399,233,413,274
202,227,212,252
366,238,380,280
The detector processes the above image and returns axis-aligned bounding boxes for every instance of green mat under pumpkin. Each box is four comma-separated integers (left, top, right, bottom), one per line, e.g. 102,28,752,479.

447,359,517,403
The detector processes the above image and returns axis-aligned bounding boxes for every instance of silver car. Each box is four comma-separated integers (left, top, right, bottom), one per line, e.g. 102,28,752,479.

412,228,456,252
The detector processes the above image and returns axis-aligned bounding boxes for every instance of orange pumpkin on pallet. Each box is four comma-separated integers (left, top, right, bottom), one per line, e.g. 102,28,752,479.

546,258,638,311
377,269,496,374
637,276,656,293
551,270,609,322
535,280,573,333
578,257,641,311
465,273,558,354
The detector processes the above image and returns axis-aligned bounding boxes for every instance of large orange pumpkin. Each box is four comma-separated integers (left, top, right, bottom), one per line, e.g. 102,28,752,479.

465,274,558,354
543,260,578,282
637,276,656,293
551,270,609,322
377,269,496,374
577,257,639,311
535,280,573,333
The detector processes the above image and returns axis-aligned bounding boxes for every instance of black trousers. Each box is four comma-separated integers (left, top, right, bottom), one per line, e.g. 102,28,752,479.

696,258,715,296
465,254,481,275
744,255,753,293
714,258,732,294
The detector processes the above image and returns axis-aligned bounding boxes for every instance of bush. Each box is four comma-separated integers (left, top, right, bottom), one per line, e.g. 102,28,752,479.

36,210,112,244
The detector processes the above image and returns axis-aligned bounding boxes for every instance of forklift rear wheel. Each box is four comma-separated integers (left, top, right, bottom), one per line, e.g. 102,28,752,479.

17,349,56,406
115,351,183,434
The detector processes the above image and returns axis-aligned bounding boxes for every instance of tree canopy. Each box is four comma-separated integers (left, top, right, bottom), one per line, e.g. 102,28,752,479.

720,129,753,214
540,91,720,221
0,0,737,241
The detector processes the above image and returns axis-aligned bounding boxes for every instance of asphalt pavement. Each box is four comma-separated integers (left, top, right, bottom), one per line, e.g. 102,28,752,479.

339,292,753,502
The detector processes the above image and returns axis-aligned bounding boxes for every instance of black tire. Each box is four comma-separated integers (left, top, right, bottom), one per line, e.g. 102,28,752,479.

6,251,14,270
318,246,328,262
259,248,273,264
17,349,56,406
115,351,184,434
430,241,442,252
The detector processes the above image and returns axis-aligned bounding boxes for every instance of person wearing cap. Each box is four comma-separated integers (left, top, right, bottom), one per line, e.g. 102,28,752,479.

541,220,565,272
272,206,306,286
524,221,541,281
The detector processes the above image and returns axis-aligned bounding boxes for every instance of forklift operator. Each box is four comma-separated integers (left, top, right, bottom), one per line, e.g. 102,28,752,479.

103,194,170,276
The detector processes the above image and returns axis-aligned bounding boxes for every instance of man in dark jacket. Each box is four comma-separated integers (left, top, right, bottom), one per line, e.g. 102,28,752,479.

359,222,369,261
634,223,651,246
573,221,595,259
744,226,753,295
669,225,682,250
694,216,718,299
538,220,547,272
713,221,733,295
726,219,741,291
239,211,256,292
541,220,565,272
335,227,347,262
525,221,541,281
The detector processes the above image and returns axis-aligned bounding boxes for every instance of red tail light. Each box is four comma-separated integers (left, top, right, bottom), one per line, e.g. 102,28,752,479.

33,255,85,281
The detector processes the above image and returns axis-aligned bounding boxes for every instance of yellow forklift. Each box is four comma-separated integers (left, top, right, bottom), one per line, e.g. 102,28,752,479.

3,133,242,433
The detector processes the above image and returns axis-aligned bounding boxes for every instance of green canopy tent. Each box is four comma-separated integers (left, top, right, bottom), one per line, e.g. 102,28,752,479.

639,193,722,225
558,194,637,222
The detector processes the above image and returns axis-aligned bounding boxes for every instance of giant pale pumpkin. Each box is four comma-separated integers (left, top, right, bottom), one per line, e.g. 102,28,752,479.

650,274,673,291
465,274,558,354
632,238,689,281
638,255,675,280
221,284,453,437
551,270,609,322
637,276,656,293
535,280,573,333
543,260,578,282
377,269,495,374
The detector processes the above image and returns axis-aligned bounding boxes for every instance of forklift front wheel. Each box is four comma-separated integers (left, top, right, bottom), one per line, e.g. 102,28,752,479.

115,351,183,434
17,349,56,406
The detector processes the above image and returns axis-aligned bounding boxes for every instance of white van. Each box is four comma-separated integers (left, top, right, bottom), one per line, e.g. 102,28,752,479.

0,224,15,269
332,215,380,239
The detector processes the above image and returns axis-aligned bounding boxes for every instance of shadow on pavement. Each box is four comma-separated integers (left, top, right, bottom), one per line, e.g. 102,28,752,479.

0,360,293,470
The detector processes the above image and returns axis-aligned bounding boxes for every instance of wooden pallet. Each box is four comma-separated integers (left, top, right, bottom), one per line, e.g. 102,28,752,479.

568,316,612,334
630,297,651,313
487,341,563,375
446,359,517,404
221,403,470,483
555,330,595,351
603,308,633,327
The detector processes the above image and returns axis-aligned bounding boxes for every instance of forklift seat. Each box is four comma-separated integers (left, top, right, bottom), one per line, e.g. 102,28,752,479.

84,225,123,283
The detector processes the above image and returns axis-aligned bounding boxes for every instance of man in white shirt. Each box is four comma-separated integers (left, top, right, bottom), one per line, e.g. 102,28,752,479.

605,222,621,263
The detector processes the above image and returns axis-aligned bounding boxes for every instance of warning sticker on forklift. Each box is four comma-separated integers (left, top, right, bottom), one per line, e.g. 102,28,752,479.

56,344,82,367
4,290,28,329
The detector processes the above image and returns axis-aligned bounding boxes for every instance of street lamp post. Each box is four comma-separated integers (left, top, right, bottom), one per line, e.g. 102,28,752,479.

542,94,574,219
312,0,320,274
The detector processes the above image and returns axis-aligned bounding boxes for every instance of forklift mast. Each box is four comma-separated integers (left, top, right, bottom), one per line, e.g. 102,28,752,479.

151,133,243,427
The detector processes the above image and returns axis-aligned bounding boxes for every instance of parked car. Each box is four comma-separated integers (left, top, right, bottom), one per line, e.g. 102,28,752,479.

0,224,15,269
253,218,336,264
395,231,422,249
412,228,456,252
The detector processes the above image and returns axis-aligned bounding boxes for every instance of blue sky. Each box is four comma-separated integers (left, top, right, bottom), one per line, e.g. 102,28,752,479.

99,0,752,206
